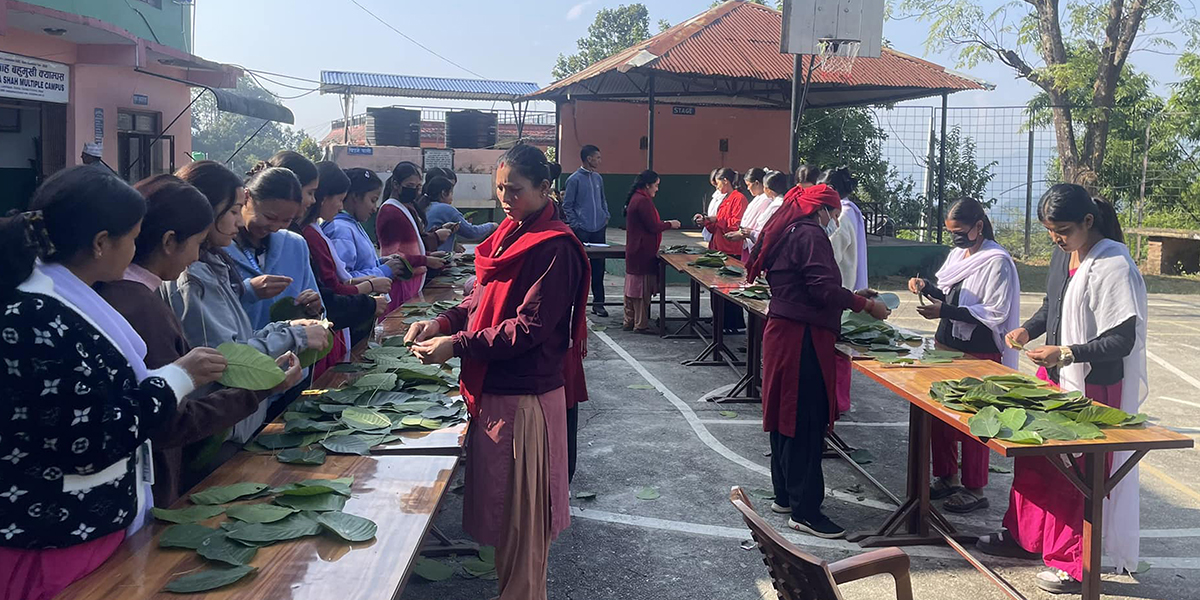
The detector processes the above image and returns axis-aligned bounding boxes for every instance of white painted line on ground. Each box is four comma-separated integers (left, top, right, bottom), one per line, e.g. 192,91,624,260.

589,326,898,513
570,507,1200,566
1147,350,1200,393
1156,396,1200,410
698,419,908,428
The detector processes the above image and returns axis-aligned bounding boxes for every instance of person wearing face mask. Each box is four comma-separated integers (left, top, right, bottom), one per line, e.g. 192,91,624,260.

906,197,1021,516
746,182,891,540
977,184,1146,595
324,168,412,284
96,175,303,507
376,161,452,310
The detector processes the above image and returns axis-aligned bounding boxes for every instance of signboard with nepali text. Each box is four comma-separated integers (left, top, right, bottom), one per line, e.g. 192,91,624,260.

0,51,69,104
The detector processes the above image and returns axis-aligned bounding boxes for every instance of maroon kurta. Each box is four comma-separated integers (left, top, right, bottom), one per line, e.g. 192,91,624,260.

761,220,867,437
624,190,672,276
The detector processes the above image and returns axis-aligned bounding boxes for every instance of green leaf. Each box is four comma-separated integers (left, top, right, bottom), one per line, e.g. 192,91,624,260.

225,504,298,523
276,447,327,465
197,532,258,566
297,330,335,368
273,493,347,512
269,296,306,322
988,464,1013,474
274,477,353,497
352,373,397,390
225,513,322,544
575,491,597,500
1074,405,1132,426
316,511,378,542
636,487,660,500
320,435,373,456
418,418,443,430
412,558,454,582
189,482,270,505
849,448,875,465
216,342,287,391
461,557,498,579
1027,418,1079,441
745,488,775,500
162,565,255,593
998,408,1029,432
254,432,316,450
627,384,655,390
283,419,340,433
922,349,964,359
1133,560,1152,574
1000,430,1045,444
919,357,954,364
968,406,1003,439
159,523,219,549
340,407,392,430
151,505,225,524
718,410,738,418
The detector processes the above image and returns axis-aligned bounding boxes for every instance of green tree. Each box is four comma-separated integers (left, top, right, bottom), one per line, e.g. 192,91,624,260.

898,0,1195,189
553,4,651,80
191,77,317,175
934,125,998,206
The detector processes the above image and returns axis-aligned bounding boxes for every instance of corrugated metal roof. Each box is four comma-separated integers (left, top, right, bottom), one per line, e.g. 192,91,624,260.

320,72,540,102
527,0,990,107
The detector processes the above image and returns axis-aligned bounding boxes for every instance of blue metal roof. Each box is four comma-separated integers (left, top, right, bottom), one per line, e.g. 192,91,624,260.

320,71,539,102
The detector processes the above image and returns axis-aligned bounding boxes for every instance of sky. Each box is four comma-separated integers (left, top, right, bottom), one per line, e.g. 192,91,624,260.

192,0,1190,142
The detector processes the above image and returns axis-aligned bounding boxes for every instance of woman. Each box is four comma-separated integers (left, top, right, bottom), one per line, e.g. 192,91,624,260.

743,171,790,253
0,167,224,599
695,168,750,332
298,162,389,375
424,176,498,253
266,151,320,224
623,170,681,333
822,167,868,292
702,168,722,244
907,197,1020,515
376,161,450,307
96,175,302,507
324,168,410,284
978,184,1147,595
164,161,322,448
405,145,587,600
723,167,769,261
226,166,324,329
746,182,891,539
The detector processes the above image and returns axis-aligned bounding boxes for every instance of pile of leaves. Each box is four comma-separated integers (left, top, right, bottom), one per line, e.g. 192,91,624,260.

730,285,770,300
717,265,745,278
413,546,498,582
930,374,1148,445
839,307,921,352
429,264,475,286
871,349,963,365
152,477,377,593
688,253,728,268
399,300,462,324
661,244,701,255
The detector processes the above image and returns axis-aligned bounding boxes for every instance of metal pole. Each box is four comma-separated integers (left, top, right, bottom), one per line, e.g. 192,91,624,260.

647,73,656,171
1137,115,1154,261
790,55,817,180
342,94,352,144
1025,118,1035,257
789,54,802,179
936,93,948,245
554,100,562,173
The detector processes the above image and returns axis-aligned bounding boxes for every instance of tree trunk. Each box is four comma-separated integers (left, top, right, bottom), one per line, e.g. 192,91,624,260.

1030,0,1083,184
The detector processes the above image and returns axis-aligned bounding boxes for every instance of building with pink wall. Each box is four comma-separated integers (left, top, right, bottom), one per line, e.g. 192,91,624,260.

0,0,238,213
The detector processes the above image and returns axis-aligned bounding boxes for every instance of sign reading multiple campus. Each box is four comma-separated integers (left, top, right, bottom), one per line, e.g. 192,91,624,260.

0,51,69,104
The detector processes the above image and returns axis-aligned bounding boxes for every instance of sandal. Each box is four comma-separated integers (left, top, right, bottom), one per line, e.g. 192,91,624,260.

929,478,961,500
943,490,989,514
976,530,1040,560
1034,568,1081,594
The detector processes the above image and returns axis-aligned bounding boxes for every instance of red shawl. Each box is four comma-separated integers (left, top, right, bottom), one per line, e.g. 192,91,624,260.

745,183,841,281
458,201,590,415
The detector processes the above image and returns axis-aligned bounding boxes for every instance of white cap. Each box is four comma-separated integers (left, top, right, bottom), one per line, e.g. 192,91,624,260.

82,142,103,158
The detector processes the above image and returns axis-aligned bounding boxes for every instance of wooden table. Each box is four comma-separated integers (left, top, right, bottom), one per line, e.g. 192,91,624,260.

847,357,1194,600
657,253,712,340
583,243,626,261
709,283,768,403
59,453,459,600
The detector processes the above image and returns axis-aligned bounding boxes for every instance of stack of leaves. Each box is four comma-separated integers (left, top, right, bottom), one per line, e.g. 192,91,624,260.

413,547,497,582
839,309,922,350
688,254,727,268
730,285,770,300
661,244,701,255
929,374,1148,445
870,348,964,365
400,300,463,324
717,264,745,278
153,478,377,593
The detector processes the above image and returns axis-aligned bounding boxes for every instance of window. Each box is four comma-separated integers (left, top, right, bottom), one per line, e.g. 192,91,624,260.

117,110,172,182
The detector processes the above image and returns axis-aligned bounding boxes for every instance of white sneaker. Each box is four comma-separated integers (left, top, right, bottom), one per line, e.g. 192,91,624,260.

770,502,790,514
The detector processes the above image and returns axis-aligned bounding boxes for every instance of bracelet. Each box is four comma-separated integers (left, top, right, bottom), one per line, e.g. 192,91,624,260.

368,280,375,293
1060,346,1075,367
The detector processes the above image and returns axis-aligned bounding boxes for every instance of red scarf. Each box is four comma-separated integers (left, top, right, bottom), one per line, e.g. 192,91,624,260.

745,183,841,281
459,201,590,415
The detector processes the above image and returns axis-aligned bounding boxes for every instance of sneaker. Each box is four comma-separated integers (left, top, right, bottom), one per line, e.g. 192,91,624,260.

592,305,609,317
788,514,845,539
769,502,791,514
1034,568,1081,594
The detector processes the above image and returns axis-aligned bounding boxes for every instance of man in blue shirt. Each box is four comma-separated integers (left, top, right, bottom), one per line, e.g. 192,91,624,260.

563,144,610,316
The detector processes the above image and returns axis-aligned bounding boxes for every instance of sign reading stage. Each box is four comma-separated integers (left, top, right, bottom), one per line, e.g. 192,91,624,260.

0,51,69,104
672,106,696,116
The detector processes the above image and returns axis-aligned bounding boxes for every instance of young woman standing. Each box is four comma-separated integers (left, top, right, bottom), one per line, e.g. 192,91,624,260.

724,167,769,261
746,182,891,539
376,161,450,307
0,167,225,599
405,145,587,600
978,184,1147,594
740,171,789,254
695,168,749,332
622,170,681,333
96,175,302,506
907,197,1021,515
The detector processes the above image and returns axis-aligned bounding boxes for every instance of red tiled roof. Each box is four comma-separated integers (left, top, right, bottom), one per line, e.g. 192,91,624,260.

529,0,987,104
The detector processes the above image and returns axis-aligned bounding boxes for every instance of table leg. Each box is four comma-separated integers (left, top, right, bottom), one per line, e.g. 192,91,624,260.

1080,452,1105,600
657,258,667,336
683,292,743,369
712,313,763,403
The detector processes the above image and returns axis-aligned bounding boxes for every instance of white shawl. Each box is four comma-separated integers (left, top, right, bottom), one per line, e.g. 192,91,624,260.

1060,238,1148,575
703,191,726,243
933,239,1022,368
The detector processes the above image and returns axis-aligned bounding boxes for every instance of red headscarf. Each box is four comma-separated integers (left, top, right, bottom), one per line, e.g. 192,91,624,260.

745,183,842,281
458,200,590,416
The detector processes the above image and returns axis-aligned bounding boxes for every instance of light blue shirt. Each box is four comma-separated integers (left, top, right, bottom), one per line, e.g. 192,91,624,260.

563,167,609,233
425,203,498,253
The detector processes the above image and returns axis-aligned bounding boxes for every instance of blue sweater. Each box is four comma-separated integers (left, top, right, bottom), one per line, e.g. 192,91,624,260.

426,203,498,253
322,212,392,279
563,167,609,233
225,230,322,330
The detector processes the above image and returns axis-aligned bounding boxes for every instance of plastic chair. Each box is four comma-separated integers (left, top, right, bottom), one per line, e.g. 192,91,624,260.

729,486,914,600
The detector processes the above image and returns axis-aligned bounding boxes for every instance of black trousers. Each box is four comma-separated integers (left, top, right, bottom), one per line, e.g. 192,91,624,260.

567,404,579,482
573,227,606,306
769,330,828,521
710,291,746,331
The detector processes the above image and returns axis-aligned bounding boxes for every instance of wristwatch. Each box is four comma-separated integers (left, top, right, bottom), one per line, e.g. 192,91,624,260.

1060,346,1075,367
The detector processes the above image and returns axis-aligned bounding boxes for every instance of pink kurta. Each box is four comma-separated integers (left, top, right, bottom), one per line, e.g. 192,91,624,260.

1003,367,1122,581
463,388,571,545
